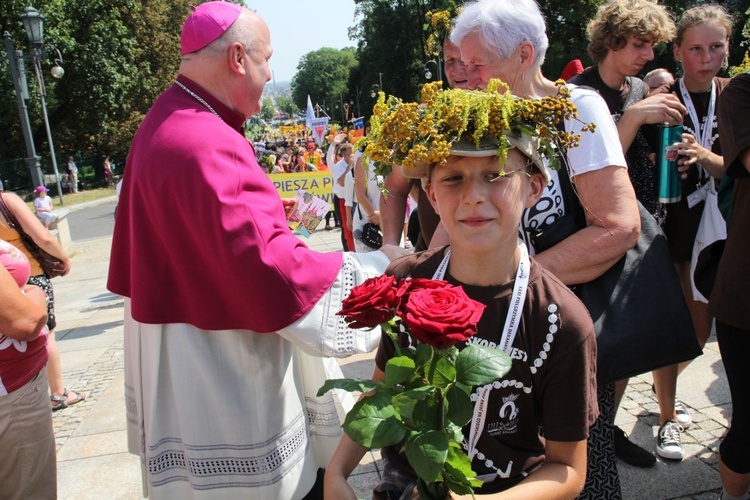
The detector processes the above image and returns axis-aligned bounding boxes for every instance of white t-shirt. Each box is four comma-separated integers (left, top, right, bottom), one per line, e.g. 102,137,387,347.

331,158,349,198
34,195,53,212
522,86,626,253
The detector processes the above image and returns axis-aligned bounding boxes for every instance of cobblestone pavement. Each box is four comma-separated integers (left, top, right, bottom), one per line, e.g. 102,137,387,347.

50,225,730,499
52,337,124,451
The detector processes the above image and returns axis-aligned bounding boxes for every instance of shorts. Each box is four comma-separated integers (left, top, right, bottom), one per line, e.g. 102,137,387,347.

27,274,56,330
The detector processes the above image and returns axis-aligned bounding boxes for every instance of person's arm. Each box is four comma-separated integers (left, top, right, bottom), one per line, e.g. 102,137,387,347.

324,366,386,500
674,132,725,179
0,266,47,341
276,248,407,357
354,156,380,226
4,192,72,275
451,440,587,500
616,93,688,152
534,165,640,285
326,144,337,168
380,168,412,245
741,147,750,174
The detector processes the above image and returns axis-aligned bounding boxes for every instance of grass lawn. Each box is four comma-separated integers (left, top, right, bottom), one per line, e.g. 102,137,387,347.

26,187,117,211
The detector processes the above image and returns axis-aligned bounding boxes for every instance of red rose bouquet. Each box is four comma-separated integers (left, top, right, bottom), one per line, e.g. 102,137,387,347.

319,276,512,499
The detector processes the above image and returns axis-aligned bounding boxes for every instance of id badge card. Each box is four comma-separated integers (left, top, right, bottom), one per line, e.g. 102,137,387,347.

687,182,710,209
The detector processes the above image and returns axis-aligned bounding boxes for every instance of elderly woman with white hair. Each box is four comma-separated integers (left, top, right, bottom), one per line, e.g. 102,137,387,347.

449,0,640,498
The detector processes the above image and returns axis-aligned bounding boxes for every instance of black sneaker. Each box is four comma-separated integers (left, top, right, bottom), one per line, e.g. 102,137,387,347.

656,420,684,461
614,425,656,468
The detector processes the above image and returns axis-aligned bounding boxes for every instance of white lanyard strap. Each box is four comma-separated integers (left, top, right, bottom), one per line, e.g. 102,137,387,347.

431,243,531,460
468,386,491,460
431,243,529,355
678,78,716,151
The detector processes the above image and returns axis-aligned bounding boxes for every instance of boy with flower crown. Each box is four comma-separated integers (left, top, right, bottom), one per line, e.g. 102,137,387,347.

324,85,598,499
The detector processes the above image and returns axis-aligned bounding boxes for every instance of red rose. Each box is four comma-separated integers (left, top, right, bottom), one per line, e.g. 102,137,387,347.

396,277,447,298
399,283,486,349
338,275,399,328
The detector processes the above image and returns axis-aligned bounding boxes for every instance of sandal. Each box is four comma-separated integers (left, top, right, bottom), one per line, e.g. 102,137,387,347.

51,389,86,412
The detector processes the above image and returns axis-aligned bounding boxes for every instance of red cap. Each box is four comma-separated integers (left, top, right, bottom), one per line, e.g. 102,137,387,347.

560,59,584,82
181,1,242,55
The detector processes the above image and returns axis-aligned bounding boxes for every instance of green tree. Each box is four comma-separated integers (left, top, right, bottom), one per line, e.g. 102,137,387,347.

347,0,748,116
350,0,456,115
275,95,297,116
0,0,237,185
290,47,358,120
261,96,275,120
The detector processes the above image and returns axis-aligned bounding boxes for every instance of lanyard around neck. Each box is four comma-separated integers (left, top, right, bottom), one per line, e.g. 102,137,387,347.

431,243,530,354
678,78,716,151
432,242,531,462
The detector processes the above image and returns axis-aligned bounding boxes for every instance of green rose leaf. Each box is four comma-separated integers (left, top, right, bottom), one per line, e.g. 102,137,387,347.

445,385,473,427
317,378,379,397
393,385,435,427
415,342,434,368
444,443,482,494
393,385,434,427
343,390,407,448
405,430,449,483
413,397,442,432
426,354,456,389
385,356,417,387
455,345,512,387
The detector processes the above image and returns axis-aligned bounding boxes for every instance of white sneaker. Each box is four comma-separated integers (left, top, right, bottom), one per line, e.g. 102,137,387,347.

674,398,692,428
656,420,684,460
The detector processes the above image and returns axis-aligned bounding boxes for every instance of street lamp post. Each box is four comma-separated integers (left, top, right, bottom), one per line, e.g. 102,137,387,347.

20,6,64,204
424,59,440,80
3,32,44,189
370,84,380,98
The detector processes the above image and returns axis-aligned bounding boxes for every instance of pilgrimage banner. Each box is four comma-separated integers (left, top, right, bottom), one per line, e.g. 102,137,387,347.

310,117,329,146
350,116,365,143
269,171,334,208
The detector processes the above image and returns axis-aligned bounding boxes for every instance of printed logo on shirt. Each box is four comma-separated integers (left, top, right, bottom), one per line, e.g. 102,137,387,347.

487,393,520,436
466,337,527,362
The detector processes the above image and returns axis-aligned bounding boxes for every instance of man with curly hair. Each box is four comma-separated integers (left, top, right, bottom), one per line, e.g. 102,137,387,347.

570,0,690,466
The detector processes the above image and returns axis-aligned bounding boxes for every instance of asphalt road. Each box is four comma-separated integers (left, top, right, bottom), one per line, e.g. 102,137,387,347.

68,201,116,242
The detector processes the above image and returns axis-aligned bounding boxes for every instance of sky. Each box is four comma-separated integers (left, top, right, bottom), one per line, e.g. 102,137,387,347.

248,0,359,83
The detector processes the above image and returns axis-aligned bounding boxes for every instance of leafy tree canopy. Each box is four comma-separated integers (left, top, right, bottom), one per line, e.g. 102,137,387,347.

261,96,275,120
275,95,297,116
343,0,748,121
291,47,358,114
1,0,195,180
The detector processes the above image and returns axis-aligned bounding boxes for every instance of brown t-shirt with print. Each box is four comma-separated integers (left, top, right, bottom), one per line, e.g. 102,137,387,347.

376,248,598,494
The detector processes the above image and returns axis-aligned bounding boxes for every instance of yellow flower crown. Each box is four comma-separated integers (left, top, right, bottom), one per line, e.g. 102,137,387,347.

363,80,596,179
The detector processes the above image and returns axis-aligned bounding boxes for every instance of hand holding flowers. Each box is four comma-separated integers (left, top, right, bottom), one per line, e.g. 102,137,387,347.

319,275,512,499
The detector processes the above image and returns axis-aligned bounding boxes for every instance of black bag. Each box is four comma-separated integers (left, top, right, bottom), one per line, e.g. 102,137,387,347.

693,239,725,301
360,222,383,249
0,193,66,278
356,205,382,249
531,161,701,386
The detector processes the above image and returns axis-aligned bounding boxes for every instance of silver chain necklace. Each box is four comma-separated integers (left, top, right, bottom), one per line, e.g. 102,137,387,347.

174,80,224,123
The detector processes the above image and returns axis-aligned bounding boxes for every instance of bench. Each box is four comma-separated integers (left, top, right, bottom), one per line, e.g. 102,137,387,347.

48,207,72,250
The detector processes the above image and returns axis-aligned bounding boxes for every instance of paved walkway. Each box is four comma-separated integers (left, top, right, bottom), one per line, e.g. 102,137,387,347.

51,220,729,499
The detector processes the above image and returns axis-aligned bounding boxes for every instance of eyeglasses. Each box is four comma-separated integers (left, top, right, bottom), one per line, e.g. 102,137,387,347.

489,166,532,183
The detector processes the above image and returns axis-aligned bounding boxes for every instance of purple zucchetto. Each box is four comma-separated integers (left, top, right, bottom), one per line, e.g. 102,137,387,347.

180,1,242,55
